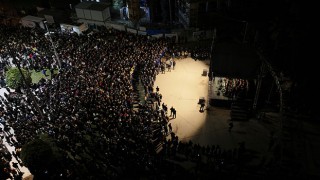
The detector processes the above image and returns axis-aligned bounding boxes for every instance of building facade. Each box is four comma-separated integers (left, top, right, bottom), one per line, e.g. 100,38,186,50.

175,0,230,28
75,2,111,26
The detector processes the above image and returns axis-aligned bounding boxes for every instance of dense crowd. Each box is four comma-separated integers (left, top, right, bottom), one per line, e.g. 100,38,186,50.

215,77,249,99
169,45,211,61
0,25,241,179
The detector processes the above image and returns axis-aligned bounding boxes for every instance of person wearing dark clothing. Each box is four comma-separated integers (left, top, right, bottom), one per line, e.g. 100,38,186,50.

173,60,176,70
172,108,176,118
170,106,174,117
42,69,48,76
0,76,5,87
168,123,172,132
161,64,166,74
162,103,168,113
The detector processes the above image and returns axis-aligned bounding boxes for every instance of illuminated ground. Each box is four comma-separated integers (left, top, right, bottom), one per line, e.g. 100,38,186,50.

154,57,281,157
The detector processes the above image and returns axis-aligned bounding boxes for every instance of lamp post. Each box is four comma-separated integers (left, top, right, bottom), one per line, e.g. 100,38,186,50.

209,28,217,82
242,21,248,43
43,21,61,69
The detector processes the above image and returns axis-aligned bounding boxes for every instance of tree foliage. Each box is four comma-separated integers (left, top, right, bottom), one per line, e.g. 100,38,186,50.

20,135,68,179
5,67,32,90
20,138,53,176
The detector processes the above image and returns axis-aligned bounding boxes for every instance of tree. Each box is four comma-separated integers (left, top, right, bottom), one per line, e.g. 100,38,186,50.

20,138,53,178
5,67,31,90
20,135,68,179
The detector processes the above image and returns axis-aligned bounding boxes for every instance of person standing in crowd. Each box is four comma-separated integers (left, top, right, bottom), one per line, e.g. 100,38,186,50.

167,63,171,72
173,60,176,70
156,86,159,92
168,123,172,132
0,76,5,87
156,94,161,106
161,63,166,74
42,69,48,76
172,108,177,118
170,106,174,117
162,103,168,113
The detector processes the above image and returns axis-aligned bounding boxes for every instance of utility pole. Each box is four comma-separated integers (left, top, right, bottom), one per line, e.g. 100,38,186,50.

11,54,45,121
243,21,248,43
43,21,61,68
253,62,265,111
209,28,216,82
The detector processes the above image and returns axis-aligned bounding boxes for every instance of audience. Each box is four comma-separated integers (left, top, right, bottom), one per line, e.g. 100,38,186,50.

0,25,241,179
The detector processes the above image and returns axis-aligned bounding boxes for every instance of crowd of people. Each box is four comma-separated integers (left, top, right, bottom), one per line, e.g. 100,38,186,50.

169,45,211,61
0,25,241,179
1,119,24,180
216,77,249,99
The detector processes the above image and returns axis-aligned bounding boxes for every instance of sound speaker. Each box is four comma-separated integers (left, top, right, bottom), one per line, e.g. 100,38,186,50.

198,97,205,104
202,69,208,76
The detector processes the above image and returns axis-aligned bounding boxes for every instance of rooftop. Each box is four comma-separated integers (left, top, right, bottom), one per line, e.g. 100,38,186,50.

20,15,45,23
210,39,260,79
75,2,111,11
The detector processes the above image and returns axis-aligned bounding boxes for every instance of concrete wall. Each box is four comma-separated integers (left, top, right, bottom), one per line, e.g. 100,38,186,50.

84,9,91,19
76,7,110,21
75,8,85,19
91,10,103,21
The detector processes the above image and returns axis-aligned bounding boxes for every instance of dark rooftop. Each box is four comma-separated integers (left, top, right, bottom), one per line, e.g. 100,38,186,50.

89,3,109,11
74,2,92,9
210,39,261,79
75,2,110,11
